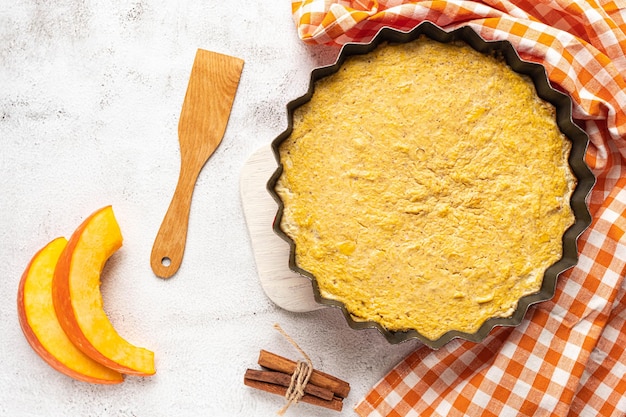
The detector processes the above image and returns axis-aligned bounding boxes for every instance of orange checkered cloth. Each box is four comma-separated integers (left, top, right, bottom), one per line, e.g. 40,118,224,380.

291,1,626,416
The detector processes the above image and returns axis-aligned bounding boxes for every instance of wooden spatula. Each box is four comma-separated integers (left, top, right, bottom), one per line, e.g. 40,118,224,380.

151,49,244,279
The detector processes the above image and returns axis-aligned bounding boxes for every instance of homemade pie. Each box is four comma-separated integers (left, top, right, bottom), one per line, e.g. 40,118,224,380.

275,37,576,340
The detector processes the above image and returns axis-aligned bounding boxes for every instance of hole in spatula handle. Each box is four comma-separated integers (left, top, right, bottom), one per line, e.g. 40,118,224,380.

160,257,171,267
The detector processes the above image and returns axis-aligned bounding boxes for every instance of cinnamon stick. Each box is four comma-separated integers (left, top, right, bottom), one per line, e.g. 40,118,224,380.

258,349,350,398
244,377,343,412
244,369,334,401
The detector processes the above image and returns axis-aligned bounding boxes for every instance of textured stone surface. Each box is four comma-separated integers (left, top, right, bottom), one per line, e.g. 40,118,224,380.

0,2,418,416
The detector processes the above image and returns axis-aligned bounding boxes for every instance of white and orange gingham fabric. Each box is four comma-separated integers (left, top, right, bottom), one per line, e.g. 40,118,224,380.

291,1,626,416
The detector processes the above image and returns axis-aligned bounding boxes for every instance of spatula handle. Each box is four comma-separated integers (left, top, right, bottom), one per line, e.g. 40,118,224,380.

150,164,199,278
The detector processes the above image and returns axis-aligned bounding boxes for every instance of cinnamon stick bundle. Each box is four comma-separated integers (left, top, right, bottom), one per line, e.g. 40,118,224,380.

244,350,350,413
258,349,350,399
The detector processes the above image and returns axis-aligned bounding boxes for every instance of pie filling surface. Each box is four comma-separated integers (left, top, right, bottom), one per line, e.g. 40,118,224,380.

276,37,576,340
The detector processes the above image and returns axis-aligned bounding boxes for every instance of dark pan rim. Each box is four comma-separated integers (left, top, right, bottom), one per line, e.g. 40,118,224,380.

267,22,595,348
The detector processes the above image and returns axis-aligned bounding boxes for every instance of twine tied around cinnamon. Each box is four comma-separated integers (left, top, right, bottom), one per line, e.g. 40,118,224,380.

273,323,314,415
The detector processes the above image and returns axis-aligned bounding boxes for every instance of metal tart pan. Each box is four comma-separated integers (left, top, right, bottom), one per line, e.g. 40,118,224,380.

267,22,595,348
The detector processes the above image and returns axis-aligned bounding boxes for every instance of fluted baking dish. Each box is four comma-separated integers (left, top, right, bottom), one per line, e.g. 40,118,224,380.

267,22,594,348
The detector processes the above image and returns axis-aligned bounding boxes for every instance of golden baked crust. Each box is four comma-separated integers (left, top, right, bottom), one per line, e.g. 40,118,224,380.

276,37,576,340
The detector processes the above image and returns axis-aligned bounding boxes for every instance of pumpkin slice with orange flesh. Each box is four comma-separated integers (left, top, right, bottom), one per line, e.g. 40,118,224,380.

52,206,155,376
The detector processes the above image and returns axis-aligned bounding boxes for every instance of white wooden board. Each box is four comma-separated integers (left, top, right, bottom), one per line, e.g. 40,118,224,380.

239,145,323,313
